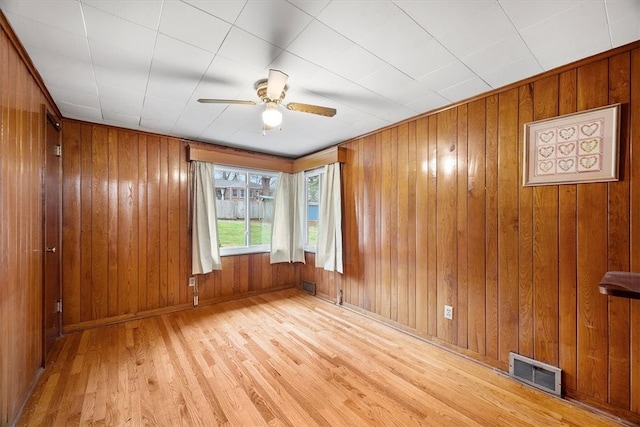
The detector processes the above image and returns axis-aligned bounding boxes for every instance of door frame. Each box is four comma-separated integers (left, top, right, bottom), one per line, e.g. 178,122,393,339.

42,108,62,364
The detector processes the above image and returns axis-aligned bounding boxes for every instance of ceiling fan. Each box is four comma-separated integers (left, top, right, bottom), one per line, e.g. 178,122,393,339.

198,69,337,133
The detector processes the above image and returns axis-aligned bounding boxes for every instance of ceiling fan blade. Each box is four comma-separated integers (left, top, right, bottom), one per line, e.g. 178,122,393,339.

266,69,288,100
197,99,256,105
285,102,337,117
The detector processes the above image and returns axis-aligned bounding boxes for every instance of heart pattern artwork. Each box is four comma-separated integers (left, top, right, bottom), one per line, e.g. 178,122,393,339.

538,146,554,158
538,131,555,143
558,143,575,156
579,139,599,154
530,115,609,180
558,159,576,173
558,127,576,141
579,121,601,138
537,160,554,174
579,156,599,170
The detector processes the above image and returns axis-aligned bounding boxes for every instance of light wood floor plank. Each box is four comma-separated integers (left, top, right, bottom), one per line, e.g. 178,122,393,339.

19,289,627,426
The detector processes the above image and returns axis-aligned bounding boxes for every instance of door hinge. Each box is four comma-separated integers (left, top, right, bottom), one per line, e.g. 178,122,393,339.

54,145,62,157
55,299,62,313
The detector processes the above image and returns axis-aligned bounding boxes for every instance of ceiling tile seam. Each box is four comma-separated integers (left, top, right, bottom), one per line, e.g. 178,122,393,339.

602,0,615,48
388,0,493,94
76,1,105,123
495,0,546,74
169,0,251,137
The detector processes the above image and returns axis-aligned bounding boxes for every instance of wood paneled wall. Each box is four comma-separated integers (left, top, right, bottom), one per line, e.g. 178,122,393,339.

305,42,640,421
0,19,56,427
60,121,298,331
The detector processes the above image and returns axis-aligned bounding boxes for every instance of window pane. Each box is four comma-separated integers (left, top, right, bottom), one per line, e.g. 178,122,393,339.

214,169,246,247
307,175,320,246
249,174,276,245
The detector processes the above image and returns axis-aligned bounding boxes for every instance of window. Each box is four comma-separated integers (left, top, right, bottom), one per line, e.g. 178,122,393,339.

214,166,278,255
304,168,323,252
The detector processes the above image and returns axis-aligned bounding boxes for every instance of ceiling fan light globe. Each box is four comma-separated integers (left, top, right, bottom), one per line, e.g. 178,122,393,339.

262,103,282,128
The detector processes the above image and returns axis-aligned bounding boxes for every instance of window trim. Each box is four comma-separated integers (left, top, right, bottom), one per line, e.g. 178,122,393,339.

304,167,324,253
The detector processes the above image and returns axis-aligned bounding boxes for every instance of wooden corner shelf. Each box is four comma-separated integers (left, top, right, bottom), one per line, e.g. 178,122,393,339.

599,271,640,300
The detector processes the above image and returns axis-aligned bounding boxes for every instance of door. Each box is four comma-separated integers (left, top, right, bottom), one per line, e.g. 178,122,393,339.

43,112,61,362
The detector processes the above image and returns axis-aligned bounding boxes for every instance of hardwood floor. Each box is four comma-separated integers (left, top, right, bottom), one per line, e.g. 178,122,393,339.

19,289,625,426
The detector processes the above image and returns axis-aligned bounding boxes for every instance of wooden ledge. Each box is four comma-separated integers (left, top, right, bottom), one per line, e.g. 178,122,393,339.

599,271,640,299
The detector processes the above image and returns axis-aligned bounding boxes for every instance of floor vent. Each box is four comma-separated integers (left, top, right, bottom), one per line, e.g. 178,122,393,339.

509,352,562,396
301,280,316,295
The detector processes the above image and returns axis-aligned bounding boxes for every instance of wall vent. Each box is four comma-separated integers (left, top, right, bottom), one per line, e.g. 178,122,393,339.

301,280,316,295
509,352,562,396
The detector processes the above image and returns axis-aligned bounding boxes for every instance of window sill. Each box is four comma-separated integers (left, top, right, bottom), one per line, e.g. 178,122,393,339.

220,245,270,257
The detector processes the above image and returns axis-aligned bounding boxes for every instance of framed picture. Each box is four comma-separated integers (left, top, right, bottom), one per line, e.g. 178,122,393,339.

523,104,620,186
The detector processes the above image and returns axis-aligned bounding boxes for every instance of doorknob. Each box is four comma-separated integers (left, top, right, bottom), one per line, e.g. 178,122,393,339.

45,247,56,253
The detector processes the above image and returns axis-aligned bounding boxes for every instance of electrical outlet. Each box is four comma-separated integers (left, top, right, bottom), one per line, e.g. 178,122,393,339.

189,276,196,287
444,305,453,320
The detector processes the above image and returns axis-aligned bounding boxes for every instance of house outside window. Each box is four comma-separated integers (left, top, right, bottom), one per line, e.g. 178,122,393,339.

214,166,278,255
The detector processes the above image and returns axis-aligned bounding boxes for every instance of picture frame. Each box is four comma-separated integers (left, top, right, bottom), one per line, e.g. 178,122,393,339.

522,104,620,186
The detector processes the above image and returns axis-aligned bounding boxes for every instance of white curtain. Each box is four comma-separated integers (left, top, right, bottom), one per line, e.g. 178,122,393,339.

270,171,306,264
315,163,343,273
192,161,222,274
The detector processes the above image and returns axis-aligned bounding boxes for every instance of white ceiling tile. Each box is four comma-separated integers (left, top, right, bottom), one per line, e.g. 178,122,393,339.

152,34,215,76
405,92,450,114
83,4,157,54
94,64,149,95
193,57,262,102
102,110,140,129
2,13,90,62
317,0,401,45
141,96,185,125
0,0,86,35
81,0,162,30
437,2,517,58
358,66,414,99
394,0,496,38
521,1,612,69
418,61,476,93
171,106,218,139
286,20,355,69
438,77,491,103
287,0,331,17
393,39,458,80
48,85,100,110
100,88,145,117
609,14,640,46
234,0,313,48
146,70,200,104
358,15,435,67
479,54,543,88
326,44,387,82
463,33,535,79
499,0,582,30
182,0,246,24
27,49,97,96
159,1,231,53
57,100,103,123
216,27,283,70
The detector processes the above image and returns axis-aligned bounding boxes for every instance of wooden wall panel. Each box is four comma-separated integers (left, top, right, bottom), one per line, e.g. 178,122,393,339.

532,76,560,367
60,122,298,331
630,48,640,415
0,20,55,427
607,52,631,408
557,69,578,393
497,89,519,365
311,42,640,421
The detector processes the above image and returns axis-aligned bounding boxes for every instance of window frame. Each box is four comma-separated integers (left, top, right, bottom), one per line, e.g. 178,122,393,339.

214,165,278,256
304,167,324,253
